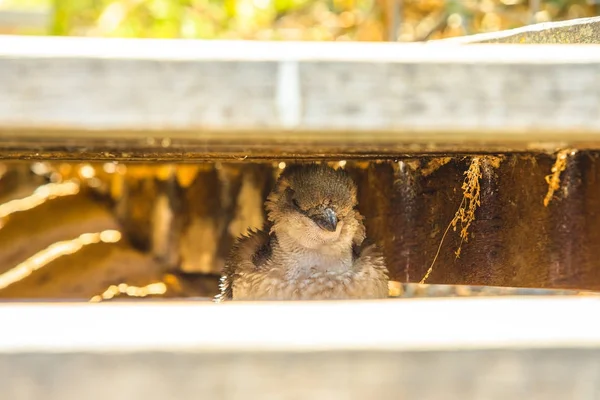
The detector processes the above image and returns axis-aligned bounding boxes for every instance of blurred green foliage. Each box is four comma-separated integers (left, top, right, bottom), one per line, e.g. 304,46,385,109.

0,0,598,40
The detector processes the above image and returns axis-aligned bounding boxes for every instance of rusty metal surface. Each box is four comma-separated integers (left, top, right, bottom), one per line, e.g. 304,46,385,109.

351,154,600,290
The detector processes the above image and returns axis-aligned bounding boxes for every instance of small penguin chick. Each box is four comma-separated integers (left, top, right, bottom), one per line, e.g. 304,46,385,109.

215,163,389,301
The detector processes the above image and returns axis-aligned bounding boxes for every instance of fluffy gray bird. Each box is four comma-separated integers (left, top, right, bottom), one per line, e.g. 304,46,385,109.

215,164,388,301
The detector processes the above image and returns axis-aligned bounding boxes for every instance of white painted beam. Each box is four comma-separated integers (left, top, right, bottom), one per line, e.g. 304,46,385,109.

1,297,600,353
2,298,600,399
0,35,599,157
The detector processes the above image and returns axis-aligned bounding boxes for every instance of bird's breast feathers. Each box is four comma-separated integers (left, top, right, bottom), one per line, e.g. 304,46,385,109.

233,264,388,300
220,231,388,301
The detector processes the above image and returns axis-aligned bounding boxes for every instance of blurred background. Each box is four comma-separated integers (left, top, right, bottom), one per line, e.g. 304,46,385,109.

0,0,599,41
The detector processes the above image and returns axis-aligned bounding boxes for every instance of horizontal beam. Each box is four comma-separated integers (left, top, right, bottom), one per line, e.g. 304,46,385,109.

0,36,600,158
2,297,600,353
2,298,600,399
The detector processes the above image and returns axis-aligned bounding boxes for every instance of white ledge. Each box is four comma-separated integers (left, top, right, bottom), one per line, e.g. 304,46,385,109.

1,297,600,353
2,34,600,62
1,35,600,155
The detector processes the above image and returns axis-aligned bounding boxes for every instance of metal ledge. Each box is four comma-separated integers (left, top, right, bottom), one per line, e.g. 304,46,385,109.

0,36,599,158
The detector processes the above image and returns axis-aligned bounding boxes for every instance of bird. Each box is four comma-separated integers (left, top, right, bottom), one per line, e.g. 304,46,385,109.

215,163,389,301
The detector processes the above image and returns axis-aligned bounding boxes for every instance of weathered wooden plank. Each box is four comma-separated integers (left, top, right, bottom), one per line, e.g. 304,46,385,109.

0,36,600,158
2,299,600,399
436,16,600,44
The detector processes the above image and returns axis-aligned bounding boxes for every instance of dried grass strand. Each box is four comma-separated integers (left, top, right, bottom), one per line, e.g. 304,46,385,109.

543,149,577,207
420,157,482,284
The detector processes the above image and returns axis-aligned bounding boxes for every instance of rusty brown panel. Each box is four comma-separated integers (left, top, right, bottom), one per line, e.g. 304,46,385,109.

387,161,419,283
543,152,600,290
347,156,566,287
449,155,554,288
372,155,556,287
441,157,508,286
399,157,468,284
346,162,394,274
346,160,462,283
480,153,599,290
364,153,600,291
581,153,600,289
349,158,467,284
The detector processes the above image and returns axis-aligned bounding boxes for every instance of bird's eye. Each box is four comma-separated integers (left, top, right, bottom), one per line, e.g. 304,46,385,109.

292,199,301,209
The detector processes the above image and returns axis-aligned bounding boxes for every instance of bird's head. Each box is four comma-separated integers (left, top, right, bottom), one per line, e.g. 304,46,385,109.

266,164,364,250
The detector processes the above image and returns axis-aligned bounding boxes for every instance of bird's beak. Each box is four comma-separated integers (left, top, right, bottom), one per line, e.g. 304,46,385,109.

312,207,338,232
